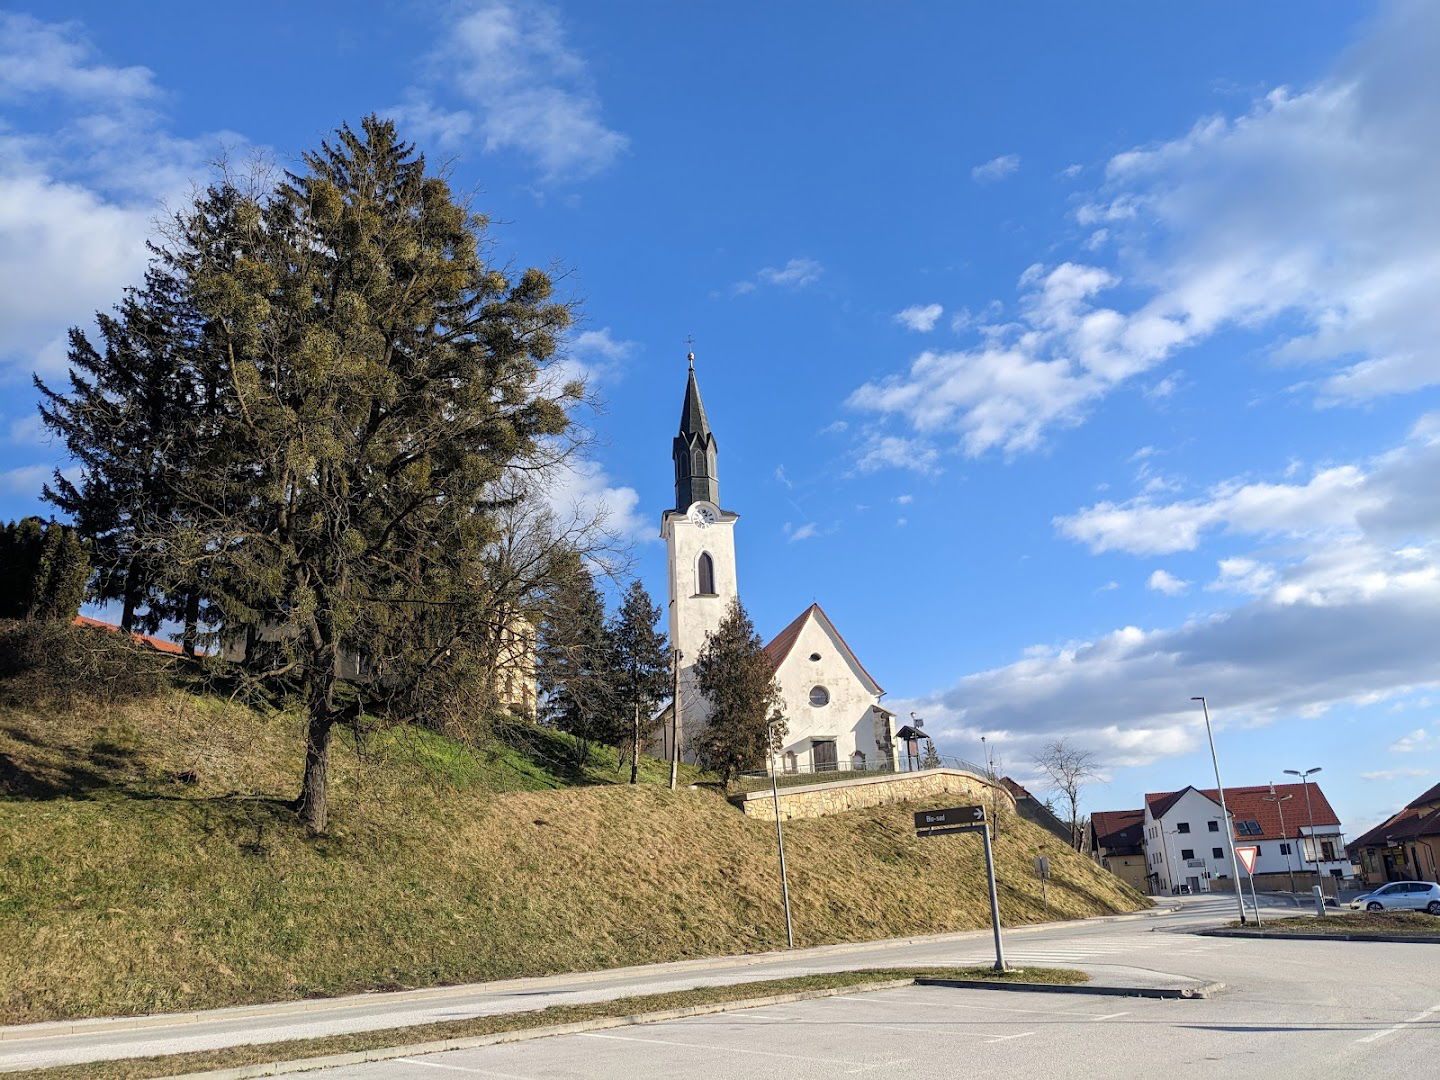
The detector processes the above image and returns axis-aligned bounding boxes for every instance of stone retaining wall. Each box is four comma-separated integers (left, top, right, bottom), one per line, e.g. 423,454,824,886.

732,768,1016,822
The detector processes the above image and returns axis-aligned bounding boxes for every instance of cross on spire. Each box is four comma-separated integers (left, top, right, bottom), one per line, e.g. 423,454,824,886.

685,334,695,368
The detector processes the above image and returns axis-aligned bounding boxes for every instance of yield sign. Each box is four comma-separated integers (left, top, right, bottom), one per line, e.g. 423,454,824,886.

1235,845,1259,875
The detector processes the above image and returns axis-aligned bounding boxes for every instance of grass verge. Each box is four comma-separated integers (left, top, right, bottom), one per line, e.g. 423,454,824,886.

1231,910,1440,936
8,967,1087,1080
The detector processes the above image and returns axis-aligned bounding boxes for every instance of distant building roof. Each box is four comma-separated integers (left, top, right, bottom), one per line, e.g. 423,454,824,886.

72,614,187,656
1145,782,1339,841
1350,780,1440,851
1092,808,1145,855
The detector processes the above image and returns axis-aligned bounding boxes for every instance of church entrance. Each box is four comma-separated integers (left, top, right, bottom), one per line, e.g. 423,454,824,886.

812,740,838,772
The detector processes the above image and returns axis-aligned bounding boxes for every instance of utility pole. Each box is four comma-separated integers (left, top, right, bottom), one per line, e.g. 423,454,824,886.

1192,696,1249,925
1284,767,1323,884
768,719,794,948
1264,783,1297,893
668,649,681,792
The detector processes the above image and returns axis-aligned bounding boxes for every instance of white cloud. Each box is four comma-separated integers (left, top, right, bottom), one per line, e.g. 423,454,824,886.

757,258,823,289
894,493,913,506
1361,767,1430,781
784,522,818,543
1058,412,1440,556
894,303,943,332
1060,163,1084,179
1389,728,1431,754
394,1,628,183
571,327,635,364
774,465,793,489
853,434,941,476
0,12,157,103
972,154,1020,182
850,3,1440,459
541,457,646,545
1147,569,1189,596
895,517,907,528
0,463,52,495
6,414,48,445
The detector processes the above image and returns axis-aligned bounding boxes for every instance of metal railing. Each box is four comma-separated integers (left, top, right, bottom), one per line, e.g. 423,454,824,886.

733,754,995,794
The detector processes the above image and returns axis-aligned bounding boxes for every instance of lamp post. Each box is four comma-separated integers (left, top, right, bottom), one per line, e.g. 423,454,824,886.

1263,783,1297,894
767,718,794,949
1192,696,1249,925
1284,767,1322,882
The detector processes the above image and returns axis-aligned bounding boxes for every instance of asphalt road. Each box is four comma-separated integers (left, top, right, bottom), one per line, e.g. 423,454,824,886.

3,895,1430,1075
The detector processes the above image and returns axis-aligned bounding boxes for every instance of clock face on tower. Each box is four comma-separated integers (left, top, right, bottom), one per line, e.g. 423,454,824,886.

687,502,719,529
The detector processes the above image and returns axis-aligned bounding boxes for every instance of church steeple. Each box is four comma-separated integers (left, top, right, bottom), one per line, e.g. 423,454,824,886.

673,353,718,511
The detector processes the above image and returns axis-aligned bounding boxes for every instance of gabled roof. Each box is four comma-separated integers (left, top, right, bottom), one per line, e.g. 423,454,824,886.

72,614,187,656
1350,804,1440,850
762,603,884,695
1092,808,1145,854
1145,782,1340,841
1405,782,1440,810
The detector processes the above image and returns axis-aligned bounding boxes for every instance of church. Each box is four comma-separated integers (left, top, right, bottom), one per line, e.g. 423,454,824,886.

657,354,899,775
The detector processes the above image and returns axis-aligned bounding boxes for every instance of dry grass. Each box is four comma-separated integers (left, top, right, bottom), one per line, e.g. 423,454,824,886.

0,683,1146,1024
5,967,1088,1080
1240,910,1440,936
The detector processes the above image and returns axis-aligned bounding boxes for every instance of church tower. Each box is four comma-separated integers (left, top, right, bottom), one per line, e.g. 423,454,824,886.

660,353,739,760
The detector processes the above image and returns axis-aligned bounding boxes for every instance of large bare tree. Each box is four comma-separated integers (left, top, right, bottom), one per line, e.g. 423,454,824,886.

1033,737,1100,850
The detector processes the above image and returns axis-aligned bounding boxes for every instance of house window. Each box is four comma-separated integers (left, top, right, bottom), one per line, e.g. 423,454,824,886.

696,552,715,595
1254,845,1263,856
1177,822,1191,834
1207,821,1219,832
809,685,830,707
1181,849,1195,860
1321,840,1336,861
809,652,821,661
1280,843,1291,855
1212,847,1224,859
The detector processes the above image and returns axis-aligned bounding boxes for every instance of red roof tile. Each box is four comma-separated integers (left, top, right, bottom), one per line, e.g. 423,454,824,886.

1145,782,1339,841
72,615,187,656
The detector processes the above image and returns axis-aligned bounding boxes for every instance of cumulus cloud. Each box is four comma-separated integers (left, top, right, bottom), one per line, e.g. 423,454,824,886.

1389,728,1431,753
1361,766,1430,781
894,303,943,332
972,154,1020,182
540,457,646,545
849,2,1440,461
1147,569,1189,596
784,522,818,543
853,434,941,476
392,0,628,182
0,463,52,495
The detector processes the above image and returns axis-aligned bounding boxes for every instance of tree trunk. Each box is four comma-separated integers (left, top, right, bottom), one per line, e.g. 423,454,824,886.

629,701,640,784
120,561,139,632
297,712,333,833
181,586,200,657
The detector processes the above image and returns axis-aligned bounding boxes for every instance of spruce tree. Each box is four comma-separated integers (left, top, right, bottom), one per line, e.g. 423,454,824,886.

44,118,577,831
693,599,786,784
536,552,619,766
0,518,89,621
608,580,670,783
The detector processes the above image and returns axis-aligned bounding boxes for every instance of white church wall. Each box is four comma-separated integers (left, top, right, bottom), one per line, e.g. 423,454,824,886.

773,615,881,772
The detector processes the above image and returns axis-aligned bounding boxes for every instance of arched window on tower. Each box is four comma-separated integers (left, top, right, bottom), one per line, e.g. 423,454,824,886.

692,446,706,475
697,552,715,595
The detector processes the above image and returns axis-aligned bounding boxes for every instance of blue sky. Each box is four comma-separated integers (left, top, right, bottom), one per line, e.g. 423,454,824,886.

2,1,1438,838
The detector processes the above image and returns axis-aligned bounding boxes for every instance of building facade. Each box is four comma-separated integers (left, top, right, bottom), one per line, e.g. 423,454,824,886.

1089,808,1148,894
1348,782,1440,886
658,356,893,771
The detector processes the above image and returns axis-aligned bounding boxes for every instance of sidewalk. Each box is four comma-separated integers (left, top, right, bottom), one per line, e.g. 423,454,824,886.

0,905,1183,1073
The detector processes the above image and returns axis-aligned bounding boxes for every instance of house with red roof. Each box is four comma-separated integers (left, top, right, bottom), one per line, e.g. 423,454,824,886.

1140,782,1347,895
1089,808,1148,893
1347,782,1440,886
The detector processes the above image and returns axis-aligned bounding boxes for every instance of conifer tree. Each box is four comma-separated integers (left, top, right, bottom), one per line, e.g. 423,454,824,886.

536,552,618,765
44,118,577,830
608,580,670,783
0,519,90,621
693,598,786,784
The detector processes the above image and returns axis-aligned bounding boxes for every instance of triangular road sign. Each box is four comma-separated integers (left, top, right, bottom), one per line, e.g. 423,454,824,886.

1235,845,1258,874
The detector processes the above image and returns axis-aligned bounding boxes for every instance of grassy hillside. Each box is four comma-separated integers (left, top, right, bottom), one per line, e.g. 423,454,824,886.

0,659,1145,1024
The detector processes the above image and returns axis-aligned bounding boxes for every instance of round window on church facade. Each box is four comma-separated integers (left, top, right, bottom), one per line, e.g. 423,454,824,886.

809,685,829,707
808,652,821,662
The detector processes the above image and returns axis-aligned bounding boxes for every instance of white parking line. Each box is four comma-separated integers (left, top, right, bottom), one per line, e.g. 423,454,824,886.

1355,1002,1440,1044
579,1031,910,1072
395,1059,537,1079
980,1031,1035,1042
1091,1012,1130,1022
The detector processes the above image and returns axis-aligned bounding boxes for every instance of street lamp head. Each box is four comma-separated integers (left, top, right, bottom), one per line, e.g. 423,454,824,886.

1190,696,1205,702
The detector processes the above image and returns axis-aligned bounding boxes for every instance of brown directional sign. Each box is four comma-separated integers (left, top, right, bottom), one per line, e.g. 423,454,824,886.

914,805,986,830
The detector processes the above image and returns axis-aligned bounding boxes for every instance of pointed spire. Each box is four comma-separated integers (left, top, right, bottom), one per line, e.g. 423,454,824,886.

678,358,712,439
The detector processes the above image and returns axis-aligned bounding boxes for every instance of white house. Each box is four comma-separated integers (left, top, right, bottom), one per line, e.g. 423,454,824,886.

1142,783,1347,894
656,355,896,772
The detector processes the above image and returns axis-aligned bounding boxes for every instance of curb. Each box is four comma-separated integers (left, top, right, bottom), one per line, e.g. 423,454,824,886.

162,974,1216,1079
0,906,1168,1044
915,977,1224,1000
1200,928,1440,944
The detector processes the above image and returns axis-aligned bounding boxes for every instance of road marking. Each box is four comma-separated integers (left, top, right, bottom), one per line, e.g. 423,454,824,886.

980,1031,1035,1042
1091,1012,1130,1022
578,1031,901,1071
846,993,1060,1016
395,1059,537,1079
1355,1002,1440,1044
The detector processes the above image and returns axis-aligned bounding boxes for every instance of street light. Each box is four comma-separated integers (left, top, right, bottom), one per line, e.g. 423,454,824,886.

1284,767,1323,881
1192,696,1250,925
1263,783,1297,894
767,718,794,948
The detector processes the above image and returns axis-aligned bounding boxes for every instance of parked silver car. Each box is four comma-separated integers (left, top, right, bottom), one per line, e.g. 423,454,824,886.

1348,880,1440,913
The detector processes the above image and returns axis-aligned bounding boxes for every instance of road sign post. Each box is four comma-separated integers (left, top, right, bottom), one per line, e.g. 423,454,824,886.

1035,855,1050,916
915,805,1006,972
1235,844,1262,929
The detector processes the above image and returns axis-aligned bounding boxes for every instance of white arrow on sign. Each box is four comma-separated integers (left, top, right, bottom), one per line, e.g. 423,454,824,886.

972,807,984,820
